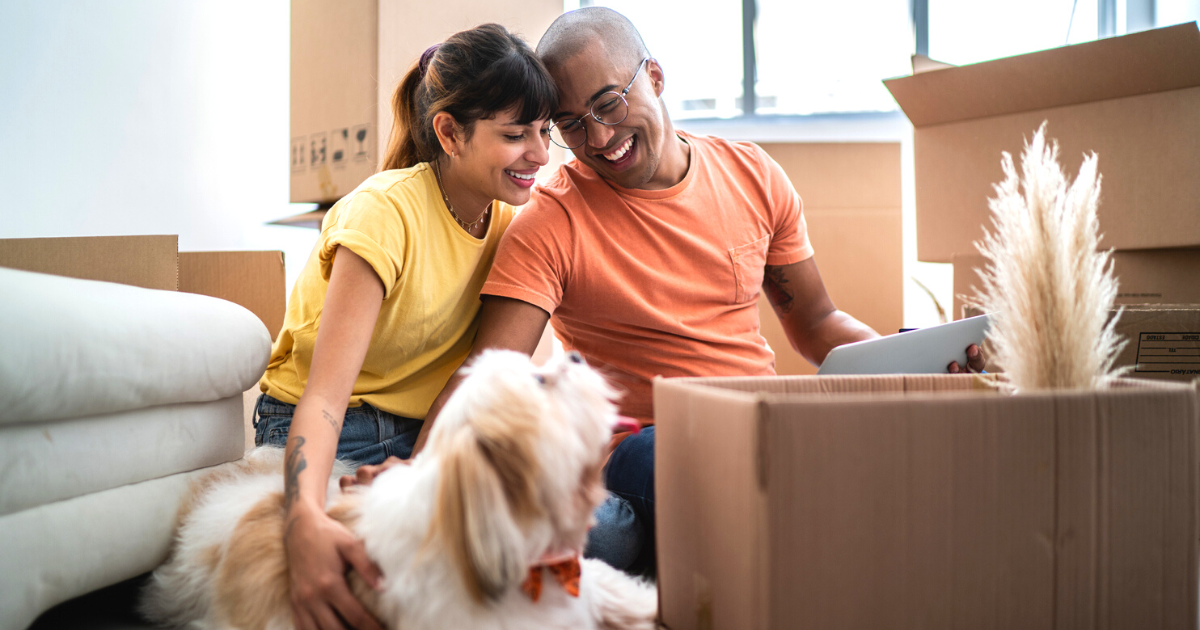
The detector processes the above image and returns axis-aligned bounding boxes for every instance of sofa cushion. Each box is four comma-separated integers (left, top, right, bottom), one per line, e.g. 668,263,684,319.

0,395,245,517
0,267,270,425
0,467,210,630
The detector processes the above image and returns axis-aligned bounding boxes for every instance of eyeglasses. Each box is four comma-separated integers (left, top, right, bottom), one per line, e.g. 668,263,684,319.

549,57,649,150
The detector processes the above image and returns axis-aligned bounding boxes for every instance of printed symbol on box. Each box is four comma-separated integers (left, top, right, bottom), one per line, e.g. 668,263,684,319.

330,128,348,169
310,132,327,169
291,137,307,173
353,124,372,162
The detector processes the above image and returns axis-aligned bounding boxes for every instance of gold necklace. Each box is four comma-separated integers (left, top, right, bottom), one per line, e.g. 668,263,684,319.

431,160,488,233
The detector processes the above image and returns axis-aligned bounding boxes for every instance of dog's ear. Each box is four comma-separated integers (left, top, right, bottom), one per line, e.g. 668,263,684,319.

431,410,543,603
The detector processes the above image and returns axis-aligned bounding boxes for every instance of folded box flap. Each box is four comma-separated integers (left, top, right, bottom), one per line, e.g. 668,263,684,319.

885,22,1200,127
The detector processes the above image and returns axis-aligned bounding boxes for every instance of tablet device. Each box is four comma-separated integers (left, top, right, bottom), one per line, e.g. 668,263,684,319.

816,314,992,375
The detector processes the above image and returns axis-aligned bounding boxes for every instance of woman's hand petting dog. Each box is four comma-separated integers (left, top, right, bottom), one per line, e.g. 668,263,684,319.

340,456,408,490
286,501,385,630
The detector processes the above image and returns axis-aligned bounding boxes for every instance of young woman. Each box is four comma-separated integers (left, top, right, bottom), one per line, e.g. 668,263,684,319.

252,24,556,630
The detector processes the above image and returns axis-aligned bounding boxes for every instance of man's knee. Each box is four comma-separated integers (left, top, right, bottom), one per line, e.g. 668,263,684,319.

605,426,655,500
584,493,644,570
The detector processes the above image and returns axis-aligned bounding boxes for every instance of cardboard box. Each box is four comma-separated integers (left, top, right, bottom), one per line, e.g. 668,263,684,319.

756,143,904,376
960,300,1200,383
885,23,1200,263
0,236,287,341
1114,306,1200,381
290,0,562,204
953,249,1200,319
179,251,287,340
0,235,179,291
654,374,1200,630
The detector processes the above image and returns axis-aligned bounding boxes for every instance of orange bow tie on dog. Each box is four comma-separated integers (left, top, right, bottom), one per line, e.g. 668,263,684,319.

520,554,581,602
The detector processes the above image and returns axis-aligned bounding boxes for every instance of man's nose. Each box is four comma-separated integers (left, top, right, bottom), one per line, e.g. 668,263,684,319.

585,117,616,149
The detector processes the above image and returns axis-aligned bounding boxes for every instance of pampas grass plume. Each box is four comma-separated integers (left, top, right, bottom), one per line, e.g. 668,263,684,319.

974,123,1125,390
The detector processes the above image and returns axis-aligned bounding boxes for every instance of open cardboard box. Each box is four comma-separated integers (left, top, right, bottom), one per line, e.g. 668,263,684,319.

885,22,1200,263
654,373,1200,630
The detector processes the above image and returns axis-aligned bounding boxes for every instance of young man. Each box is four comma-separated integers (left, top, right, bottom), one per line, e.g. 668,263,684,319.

413,7,984,572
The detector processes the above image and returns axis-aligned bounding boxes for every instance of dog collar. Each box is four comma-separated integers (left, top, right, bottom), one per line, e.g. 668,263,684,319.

520,553,581,602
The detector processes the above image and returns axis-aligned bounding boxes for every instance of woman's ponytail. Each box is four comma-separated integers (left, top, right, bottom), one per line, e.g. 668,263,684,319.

381,61,425,171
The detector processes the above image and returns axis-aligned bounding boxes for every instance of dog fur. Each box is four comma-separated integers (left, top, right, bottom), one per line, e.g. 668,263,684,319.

140,350,657,630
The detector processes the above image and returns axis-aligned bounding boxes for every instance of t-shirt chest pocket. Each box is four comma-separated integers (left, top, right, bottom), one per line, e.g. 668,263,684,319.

728,234,770,304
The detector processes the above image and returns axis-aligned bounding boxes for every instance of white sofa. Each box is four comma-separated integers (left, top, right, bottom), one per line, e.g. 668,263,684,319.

0,266,270,630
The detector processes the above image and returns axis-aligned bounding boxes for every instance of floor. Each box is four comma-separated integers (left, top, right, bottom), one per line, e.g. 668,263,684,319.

29,574,178,630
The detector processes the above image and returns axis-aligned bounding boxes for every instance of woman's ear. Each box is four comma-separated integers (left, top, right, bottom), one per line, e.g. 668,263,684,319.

432,111,462,158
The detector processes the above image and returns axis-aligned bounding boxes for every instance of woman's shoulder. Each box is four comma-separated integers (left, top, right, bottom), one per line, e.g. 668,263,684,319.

355,163,436,199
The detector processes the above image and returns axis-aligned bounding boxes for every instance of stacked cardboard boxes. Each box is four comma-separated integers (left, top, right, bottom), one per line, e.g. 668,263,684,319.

884,23,1200,379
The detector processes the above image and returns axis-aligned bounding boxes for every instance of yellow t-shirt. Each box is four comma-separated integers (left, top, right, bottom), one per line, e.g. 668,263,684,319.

260,163,515,419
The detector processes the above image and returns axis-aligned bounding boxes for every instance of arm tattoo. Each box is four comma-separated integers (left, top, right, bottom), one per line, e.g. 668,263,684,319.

283,436,307,513
321,409,341,436
763,265,795,314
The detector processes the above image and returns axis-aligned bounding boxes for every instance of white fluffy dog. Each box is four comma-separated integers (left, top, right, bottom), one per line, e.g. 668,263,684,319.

140,350,657,630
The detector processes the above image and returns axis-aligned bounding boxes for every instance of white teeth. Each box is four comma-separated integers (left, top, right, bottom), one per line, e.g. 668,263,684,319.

602,136,634,161
505,170,535,180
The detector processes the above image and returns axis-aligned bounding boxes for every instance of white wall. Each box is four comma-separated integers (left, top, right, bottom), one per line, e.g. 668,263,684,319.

0,0,318,291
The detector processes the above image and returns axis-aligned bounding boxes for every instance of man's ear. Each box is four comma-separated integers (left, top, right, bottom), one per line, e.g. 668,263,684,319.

647,58,666,98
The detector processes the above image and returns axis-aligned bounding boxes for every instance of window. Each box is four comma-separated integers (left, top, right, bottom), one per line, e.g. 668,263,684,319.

928,0,1098,66
756,0,913,116
573,0,1200,121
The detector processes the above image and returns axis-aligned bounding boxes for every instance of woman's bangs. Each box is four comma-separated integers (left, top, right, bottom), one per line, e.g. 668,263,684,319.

482,54,558,125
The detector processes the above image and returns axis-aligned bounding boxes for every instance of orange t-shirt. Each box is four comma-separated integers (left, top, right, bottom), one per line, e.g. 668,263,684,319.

482,131,814,422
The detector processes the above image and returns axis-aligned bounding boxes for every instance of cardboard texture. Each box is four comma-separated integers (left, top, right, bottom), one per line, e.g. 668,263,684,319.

885,23,1200,262
0,235,178,291
179,251,287,340
290,0,562,204
655,374,1200,630
290,0,379,203
757,143,903,376
953,249,1200,318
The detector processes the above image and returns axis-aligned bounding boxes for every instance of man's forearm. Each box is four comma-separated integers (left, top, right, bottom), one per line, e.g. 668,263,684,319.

800,309,879,366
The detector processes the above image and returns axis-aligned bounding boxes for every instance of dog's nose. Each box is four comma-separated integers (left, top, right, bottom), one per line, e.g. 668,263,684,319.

567,351,583,364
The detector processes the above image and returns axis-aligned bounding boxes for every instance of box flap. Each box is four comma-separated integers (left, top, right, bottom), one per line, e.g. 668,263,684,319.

885,22,1200,127
178,251,287,340
0,235,178,290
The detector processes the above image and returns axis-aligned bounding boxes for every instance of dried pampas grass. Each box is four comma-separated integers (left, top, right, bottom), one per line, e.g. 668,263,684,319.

974,123,1124,391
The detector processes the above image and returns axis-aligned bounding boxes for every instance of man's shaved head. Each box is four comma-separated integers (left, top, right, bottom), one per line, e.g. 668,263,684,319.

537,7,650,71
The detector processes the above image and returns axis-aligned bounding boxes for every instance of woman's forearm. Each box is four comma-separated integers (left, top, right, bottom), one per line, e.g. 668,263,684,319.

284,393,346,515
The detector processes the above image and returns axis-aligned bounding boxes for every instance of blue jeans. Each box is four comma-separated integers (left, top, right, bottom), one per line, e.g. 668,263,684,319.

252,394,423,465
585,426,656,575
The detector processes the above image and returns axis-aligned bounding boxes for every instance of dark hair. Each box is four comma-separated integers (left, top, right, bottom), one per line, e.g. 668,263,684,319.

382,23,557,171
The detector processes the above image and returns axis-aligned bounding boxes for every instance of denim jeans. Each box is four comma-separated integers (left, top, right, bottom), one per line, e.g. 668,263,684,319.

252,394,423,466
584,426,656,575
